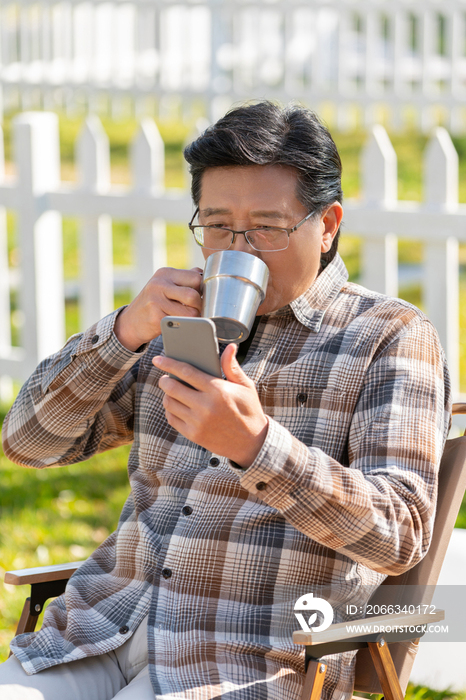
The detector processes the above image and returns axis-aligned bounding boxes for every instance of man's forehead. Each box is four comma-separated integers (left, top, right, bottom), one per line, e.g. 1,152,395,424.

198,164,302,212
200,206,287,220
200,163,297,182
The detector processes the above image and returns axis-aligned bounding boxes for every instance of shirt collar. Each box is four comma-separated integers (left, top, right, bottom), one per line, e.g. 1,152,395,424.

268,253,349,332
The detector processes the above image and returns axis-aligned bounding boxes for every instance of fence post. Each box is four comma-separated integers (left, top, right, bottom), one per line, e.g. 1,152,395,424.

420,10,436,134
77,116,113,328
131,118,166,295
364,10,379,111
423,127,459,395
392,11,406,115
360,125,398,297
0,125,13,401
336,9,352,131
0,125,9,347
448,9,463,135
13,112,64,375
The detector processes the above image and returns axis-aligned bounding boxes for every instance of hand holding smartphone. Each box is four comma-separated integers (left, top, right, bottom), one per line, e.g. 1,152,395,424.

160,317,222,382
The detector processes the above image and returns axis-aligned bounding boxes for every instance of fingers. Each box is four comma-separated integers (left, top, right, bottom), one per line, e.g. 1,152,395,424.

165,266,203,288
163,409,188,436
165,286,202,313
154,346,253,393
157,365,215,435
161,384,193,422
156,290,201,319
153,356,217,393
151,268,202,311
221,344,253,387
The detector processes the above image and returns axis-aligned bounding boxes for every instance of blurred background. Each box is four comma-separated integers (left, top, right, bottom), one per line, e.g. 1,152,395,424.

1,0,466,693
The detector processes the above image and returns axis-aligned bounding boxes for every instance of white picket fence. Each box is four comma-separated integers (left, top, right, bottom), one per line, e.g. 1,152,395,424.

0,111,464,403
2,0,466,132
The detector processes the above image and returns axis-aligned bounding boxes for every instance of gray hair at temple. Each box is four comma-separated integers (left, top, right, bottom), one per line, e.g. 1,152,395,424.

183,101,343,266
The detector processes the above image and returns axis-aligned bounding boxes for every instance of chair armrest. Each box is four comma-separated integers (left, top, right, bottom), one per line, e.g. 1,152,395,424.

452,403,466,415
4,561,84,586
293,608,445,646
5,561,86,640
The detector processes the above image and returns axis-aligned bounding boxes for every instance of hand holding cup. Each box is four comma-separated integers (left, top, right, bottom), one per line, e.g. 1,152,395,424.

114,266,203,352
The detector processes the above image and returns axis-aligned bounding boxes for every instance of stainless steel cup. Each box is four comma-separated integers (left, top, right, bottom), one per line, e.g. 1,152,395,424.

201,251,269,342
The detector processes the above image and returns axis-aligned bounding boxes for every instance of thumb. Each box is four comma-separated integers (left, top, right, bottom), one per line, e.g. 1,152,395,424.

222,344,251,386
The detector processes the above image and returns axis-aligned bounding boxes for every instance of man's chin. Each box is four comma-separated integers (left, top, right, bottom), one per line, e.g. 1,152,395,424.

256,301,269,316
257,297,282,317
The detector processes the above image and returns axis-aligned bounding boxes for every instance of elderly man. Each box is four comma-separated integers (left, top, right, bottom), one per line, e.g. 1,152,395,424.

1,102,451,700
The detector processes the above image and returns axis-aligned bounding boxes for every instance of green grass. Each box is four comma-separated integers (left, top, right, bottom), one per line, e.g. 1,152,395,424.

362,687,466,700
0,404,131,659
405,685,466,700
374,687,466,700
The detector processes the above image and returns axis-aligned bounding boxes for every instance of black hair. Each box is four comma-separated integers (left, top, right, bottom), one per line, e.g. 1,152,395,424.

183,101,343,265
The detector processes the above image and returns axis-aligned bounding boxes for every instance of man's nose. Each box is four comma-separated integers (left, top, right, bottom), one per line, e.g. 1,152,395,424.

231,233,258,256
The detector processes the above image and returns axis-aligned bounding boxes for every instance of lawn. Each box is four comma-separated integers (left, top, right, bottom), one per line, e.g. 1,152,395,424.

0,405,131,658
1,113,466,699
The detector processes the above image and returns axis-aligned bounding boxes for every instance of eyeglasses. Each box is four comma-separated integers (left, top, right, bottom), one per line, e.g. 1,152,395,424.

188,208,316,253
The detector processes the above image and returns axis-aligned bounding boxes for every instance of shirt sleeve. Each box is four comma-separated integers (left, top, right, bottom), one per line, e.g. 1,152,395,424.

230,317,451,576
1,308,148,468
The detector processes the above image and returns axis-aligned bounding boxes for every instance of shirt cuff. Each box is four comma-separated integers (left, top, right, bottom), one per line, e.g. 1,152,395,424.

41,308,147,395
228,417,309,503
74,307,148,359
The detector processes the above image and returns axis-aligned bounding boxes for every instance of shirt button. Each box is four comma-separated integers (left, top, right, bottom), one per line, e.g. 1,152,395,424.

209,457,220,467
297,392,308,404
256,482,267,491
162,568,172,579
91,334,99,344
182,505,193,515
119,625,129,634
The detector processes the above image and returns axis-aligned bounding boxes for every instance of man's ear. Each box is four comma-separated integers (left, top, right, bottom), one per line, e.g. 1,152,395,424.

320,202,343,253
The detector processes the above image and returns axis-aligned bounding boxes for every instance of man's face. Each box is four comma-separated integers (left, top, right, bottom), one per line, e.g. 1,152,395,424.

198,165,343,316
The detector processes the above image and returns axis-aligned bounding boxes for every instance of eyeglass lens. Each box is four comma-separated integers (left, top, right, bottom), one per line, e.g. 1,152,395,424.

193,226,289,251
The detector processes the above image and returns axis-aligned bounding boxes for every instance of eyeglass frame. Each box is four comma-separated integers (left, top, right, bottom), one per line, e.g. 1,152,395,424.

188,207,317,253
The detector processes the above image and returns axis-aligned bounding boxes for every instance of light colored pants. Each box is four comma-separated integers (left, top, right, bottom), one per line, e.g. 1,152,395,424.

0,615,153,700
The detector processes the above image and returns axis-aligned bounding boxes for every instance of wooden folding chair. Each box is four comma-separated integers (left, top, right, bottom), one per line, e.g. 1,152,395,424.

5,407,466,700
294,403,466,700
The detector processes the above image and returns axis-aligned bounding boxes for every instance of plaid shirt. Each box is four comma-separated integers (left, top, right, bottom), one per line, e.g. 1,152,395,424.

3,254,451,700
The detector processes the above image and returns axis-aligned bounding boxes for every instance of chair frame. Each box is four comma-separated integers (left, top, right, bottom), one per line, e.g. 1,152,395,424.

5,404,466,699
5,561,83,638
294,402,466,700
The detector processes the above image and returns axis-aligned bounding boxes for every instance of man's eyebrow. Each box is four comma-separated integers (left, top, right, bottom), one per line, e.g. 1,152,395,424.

249,210,286,220
200,208,231,217
200,208,286,220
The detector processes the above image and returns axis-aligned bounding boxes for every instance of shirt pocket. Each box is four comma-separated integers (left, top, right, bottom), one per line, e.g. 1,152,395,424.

259,385,353,463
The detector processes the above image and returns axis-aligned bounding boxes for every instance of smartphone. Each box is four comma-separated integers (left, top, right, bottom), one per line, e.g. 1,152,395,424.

160,317,222,383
